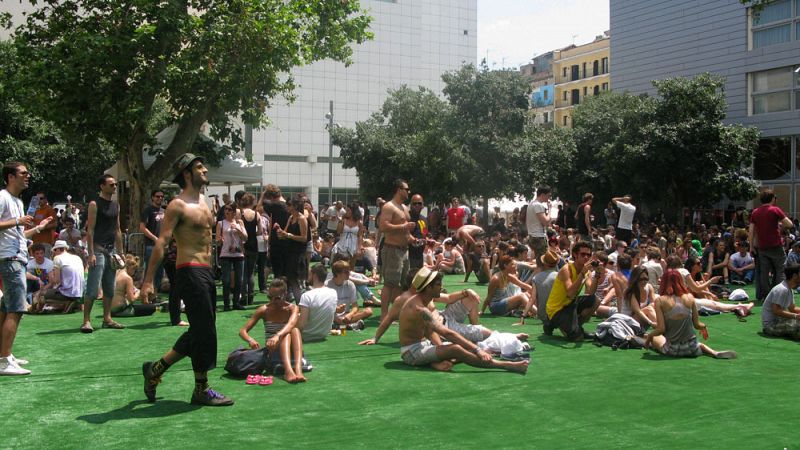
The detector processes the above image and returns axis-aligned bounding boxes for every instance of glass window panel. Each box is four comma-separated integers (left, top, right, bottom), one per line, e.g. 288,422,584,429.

753,67,792,92
752,0,791,25
797,21,800,39
795,184,800,220
770,184,792,213
754,137,792,180
753,92,792,113
797,0,800,16
753,24,791,47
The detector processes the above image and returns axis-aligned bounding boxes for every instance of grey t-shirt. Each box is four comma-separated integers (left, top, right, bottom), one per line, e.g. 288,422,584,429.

534,268,558,321
298,287,338,342
762,281,794,327
325,278,358,309
526,200,548,238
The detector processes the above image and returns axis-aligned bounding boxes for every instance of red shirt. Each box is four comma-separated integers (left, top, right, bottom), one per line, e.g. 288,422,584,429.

749,204,786,249
446,207,465,230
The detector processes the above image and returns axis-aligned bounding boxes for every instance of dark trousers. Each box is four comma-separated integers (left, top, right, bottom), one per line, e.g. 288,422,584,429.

163,260,182,325
173,266,217,372
256,251,269,291
243,251,258,303
755,246,786,301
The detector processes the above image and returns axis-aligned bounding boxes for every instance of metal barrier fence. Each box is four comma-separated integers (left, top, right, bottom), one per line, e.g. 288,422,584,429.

124,232,147,261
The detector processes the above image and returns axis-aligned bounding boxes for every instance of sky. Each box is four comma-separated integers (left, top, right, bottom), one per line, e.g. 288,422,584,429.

478,0,610,69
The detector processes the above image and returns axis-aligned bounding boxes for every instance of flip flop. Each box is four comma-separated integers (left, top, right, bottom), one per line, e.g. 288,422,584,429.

80,324,94,334
246,375,260,385
259,375,273,386
102,320,125,329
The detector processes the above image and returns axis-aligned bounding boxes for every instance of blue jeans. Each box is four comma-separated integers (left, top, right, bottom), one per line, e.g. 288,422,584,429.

85,251,115,300
143,245,164,296
356,283,376,302
220,257,244,308
730,269,754,284
0,260,27,313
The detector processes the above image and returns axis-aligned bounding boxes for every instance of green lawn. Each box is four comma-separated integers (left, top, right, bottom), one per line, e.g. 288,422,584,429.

2,275,797,449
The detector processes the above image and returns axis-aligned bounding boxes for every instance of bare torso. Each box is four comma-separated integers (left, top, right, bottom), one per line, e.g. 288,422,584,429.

398,294,439,346
173,195,215,266
382,200,411,247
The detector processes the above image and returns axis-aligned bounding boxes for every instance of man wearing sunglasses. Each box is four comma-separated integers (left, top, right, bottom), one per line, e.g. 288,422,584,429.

545,241,602,341
408,194,427,272
140,190,166,302
0,162,53,375
378,179,416,319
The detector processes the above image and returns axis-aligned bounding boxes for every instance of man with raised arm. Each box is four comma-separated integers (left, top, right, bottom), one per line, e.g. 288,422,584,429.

139,154,233,407
378,179,417,319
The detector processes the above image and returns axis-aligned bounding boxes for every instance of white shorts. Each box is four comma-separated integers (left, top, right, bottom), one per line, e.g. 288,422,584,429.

400,339,441,366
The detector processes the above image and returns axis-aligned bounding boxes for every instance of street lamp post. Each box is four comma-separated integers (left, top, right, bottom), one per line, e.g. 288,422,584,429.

325,100,334,205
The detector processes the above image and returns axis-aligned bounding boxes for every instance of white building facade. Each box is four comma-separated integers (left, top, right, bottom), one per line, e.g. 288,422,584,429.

251,0,477,207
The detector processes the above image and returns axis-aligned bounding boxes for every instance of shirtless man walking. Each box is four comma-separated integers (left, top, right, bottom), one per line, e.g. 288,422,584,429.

139,154,233,406
378,179,416,319
397,269,528,374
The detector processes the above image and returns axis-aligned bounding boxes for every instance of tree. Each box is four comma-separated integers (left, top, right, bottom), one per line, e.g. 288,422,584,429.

332,86,468,203
570,73,759,220
441,63,532,227
8,0,372,225
0,40,117,202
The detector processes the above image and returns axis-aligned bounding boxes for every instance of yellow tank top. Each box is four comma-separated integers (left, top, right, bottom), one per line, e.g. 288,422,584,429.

546,263,581,319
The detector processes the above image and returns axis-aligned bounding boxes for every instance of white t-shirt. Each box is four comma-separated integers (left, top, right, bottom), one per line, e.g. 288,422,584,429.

58,228,82,245
27,258,54,283
298,287,338,342
326,206,340,231
54,252,85,298
526,200,548,238
325,278,358,309
615,201,636,230
729,252,754,269
0,189,28,261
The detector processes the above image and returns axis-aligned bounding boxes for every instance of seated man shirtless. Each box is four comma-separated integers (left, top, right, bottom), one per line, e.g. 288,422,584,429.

359,269,527,346
396,268,529,374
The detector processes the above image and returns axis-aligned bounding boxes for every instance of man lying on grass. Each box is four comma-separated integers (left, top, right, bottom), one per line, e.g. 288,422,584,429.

396,268,528,374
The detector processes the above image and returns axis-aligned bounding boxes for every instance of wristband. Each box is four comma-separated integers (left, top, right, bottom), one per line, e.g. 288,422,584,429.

14,218,18,227
471,347,481,354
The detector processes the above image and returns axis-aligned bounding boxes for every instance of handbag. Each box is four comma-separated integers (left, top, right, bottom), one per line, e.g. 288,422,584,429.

224,347,269,377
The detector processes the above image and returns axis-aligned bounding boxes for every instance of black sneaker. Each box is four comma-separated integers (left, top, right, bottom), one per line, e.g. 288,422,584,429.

142,361,161,403
191,388,234,406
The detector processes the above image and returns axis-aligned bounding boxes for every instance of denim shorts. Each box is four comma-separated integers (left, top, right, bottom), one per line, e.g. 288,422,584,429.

0,259,28,313
489,298,510,316
85,251,116,300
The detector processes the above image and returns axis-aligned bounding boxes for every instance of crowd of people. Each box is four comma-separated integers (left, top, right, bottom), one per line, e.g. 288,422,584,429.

2,155,799,408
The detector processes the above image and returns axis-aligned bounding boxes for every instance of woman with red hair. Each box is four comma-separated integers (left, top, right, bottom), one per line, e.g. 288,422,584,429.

643,270,737,359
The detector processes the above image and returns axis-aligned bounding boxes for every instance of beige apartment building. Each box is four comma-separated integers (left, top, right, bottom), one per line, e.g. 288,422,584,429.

553,32,610,128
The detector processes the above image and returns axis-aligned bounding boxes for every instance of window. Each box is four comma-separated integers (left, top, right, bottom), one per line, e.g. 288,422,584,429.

593,60,599,77
602,82,609,91
563,67,568,78
583,86,588,96
755,137,792,180
750,0,799,48
319,188,360,206
582,62,587,79
571,89,580,105
543,89,549,101
750,66,799,114
594,85,600,95
544,112,550,123
571,65,580,81
601,57,609,74
563,115,569,126
563,91,568,101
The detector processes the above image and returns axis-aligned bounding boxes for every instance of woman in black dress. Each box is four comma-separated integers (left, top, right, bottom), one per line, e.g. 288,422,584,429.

276,196,308,302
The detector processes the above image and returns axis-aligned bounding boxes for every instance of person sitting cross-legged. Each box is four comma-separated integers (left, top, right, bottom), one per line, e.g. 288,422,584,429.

397,268,528,374
35,240,84,314
110,254,158,317
481,255,533,317
642,270,737,359
761,264,800,340
325,260,373,331
544,241,601,340
239,278,307,383
728,241,755,285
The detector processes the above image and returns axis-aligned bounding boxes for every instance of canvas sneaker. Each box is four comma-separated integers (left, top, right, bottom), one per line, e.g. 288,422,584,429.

9,354,29,365
190,388,234,407
349,320,365,331
0,357,31,376
142,361,162,403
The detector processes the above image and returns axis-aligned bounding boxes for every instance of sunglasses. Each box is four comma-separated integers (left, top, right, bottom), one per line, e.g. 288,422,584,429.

578,252,592,257
16,171,30,177
412,202,423,206
268,295,285,301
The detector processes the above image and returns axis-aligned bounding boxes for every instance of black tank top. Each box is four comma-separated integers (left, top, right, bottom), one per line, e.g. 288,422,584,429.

286,218,307,254
243,213,258,253
94,197,119,249
577,202,590,235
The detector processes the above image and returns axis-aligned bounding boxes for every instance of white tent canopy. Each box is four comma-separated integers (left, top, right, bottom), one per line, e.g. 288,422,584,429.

109,125,262,186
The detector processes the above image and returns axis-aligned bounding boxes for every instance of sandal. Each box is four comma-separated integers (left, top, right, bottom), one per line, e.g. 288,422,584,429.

258,375,273,386
80,323,94,334
246,374,260,385
732,306,750,322
102,320,125,329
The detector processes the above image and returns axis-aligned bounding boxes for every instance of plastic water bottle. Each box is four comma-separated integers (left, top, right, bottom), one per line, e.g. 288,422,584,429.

27,195,39,216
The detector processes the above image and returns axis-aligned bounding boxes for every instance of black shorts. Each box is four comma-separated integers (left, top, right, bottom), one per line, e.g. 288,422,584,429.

173,265,217,373
550,295,596,340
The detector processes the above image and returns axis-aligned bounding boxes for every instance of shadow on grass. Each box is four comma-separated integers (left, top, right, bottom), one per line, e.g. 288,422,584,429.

36,328,81,336
640,352,686,361
535,334,585,349
76,399,200,424
125,322,171,331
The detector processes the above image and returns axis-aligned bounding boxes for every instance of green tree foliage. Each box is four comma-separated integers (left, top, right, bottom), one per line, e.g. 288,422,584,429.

0,41,116,202
9,0,372,224
570,73,759,217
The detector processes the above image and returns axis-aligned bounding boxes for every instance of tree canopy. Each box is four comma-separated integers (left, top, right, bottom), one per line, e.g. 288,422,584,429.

7,0,372,223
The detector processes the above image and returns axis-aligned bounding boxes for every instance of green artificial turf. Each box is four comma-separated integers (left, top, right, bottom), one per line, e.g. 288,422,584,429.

2,275,798,449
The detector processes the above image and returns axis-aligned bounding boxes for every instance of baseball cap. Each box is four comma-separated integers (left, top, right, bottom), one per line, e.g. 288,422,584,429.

172,153,205,183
